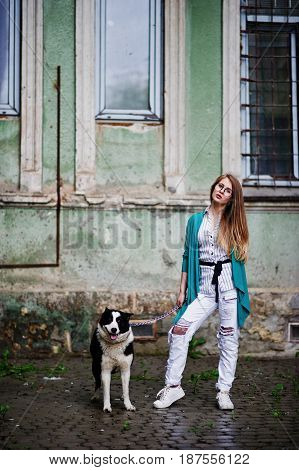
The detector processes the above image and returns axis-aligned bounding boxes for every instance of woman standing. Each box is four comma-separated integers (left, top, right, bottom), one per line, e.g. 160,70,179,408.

153,174,250,410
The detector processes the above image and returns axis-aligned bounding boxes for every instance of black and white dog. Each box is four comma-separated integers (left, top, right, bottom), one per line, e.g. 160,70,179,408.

90,308,135,412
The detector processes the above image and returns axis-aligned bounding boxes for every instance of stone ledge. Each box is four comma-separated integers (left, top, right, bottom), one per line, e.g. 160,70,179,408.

1,191,299,211
0,289,298,356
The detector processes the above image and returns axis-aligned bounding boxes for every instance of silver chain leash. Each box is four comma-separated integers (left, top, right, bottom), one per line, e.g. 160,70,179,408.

130,304,180,327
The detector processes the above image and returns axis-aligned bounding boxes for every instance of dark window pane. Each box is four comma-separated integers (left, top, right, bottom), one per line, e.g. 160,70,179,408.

250,153,293,177
246,0,293,16
250,129,292,155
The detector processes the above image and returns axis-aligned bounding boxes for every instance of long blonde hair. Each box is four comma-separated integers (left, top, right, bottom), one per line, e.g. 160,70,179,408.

210,174,249,262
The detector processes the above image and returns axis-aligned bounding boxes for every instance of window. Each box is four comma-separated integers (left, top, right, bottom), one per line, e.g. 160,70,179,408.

0,0,21,115
95,0,163,121
241,0,299,186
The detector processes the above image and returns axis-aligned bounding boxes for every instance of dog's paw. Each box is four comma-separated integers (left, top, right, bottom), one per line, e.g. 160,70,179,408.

103,405,112,413
125,403,136,411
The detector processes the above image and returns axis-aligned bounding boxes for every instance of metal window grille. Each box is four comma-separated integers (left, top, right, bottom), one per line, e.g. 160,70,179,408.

241,0,299,186
0,0,21,116
95,0,164,121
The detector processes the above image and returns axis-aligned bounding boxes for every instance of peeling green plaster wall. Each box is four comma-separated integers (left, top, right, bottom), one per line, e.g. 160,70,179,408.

95,125,164,190
185,0,222,193
247,212,299,287
0,120,20,190
0,208,298,291
43,0,75,189
0,208,56,265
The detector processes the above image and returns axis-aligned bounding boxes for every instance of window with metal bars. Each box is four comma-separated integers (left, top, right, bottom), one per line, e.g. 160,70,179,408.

241,0,299,186
0,0,20,116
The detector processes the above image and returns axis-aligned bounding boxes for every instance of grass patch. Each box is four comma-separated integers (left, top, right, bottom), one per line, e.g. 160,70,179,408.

0,404,9,419
188,337,206,359
271,383,284,399
189,369,219,393
130,369,157,382
0,350,37,379
44,363,67,377
189,420,214,436
122,420,130,431
271,383,284,418
271,408,282,418
0,350,67,380
291,375,299,396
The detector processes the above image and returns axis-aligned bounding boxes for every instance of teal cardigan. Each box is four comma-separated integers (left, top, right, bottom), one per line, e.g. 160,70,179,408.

173,211,251,328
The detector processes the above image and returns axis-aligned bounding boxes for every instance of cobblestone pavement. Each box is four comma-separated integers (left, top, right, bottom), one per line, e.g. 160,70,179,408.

0,354,298,450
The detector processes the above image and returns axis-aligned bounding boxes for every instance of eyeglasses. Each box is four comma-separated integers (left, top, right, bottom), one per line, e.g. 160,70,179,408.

216,182,233,196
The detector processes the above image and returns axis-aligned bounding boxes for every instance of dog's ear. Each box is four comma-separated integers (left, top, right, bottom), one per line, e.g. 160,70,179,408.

98,307,110,323
122,311,134,317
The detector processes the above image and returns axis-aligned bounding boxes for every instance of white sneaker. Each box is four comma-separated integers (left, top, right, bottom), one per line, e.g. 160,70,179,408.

153,386,185,409
216,391,234,410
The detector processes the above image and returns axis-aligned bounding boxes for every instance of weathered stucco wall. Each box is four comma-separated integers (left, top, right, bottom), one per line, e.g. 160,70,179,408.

95,124,164,191
43,0,76,189
185,0,222,193
1,208,298,290
0,207,298,356
0,120,20,191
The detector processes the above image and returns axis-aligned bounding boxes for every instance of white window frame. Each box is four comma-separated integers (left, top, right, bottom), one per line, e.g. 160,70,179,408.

20,0,43,193
240,5,299,186
95,0,163,121
75,0,186,196
0,0,21,116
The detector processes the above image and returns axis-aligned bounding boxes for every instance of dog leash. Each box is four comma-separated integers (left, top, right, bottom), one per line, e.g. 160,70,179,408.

129,304,180,327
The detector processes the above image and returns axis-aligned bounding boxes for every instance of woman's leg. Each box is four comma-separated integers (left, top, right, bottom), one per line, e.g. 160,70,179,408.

216,289,239,408
153,294,216,408
165,293,216,386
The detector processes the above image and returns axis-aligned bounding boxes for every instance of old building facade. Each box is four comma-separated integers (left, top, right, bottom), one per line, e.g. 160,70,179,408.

0,0,298,355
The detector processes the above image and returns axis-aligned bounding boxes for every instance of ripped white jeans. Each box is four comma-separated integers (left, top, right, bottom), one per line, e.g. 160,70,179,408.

165,288,239,392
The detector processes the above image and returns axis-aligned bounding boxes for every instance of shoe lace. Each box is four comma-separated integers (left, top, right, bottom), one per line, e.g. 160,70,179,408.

156,386,171,400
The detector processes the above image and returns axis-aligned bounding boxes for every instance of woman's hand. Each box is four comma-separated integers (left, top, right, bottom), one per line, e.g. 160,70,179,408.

177,291,185,307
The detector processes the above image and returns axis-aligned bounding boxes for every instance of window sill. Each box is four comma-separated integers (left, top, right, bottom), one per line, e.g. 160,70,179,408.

95,120,163,127
243,186,299,202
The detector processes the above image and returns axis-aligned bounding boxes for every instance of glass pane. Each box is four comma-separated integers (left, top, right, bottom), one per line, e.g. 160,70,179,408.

250,130,290,153
105,0,150,110
246,0,291,15
250,153,293,177
0,0,9,105
273,82,291,106
250,107,273,129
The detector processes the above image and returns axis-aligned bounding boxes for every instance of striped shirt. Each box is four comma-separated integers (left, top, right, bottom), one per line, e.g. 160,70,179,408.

198,206,234,295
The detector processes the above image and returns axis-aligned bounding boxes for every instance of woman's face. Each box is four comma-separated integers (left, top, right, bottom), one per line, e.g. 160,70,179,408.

211,177,233,206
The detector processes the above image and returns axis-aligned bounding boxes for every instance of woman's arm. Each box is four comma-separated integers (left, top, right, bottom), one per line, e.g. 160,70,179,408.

178,217,191,306
177,271,187,307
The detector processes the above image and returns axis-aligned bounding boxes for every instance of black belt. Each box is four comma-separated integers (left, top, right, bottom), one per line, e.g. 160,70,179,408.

199,259,232,303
